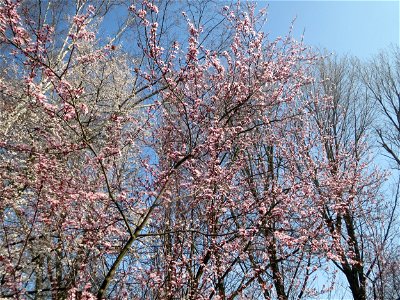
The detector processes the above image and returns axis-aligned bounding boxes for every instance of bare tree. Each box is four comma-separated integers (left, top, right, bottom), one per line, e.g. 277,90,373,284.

361,46,400,300
305,53,395,300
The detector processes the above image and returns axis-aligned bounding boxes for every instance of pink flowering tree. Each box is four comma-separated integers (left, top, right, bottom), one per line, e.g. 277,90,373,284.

0,1,385,299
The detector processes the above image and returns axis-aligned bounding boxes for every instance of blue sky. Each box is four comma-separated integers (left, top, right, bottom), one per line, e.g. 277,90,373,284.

101,1,399,60
260,1,399,59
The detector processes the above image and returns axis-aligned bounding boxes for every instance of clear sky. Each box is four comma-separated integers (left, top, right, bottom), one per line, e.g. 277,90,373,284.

260,1,399,59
